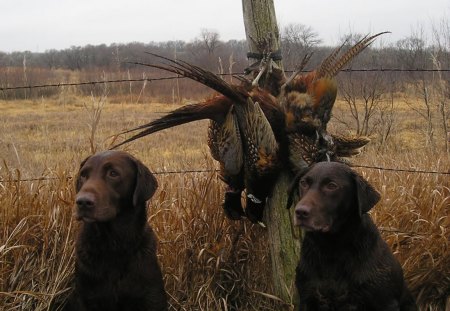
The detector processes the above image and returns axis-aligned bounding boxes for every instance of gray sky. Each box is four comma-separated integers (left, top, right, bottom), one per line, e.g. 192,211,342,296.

1,0,448,52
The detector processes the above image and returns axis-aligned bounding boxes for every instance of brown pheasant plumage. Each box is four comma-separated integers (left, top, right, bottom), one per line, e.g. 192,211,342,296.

279,32,389,172
112,32,388,223
113,55,284,223
207,106,245,220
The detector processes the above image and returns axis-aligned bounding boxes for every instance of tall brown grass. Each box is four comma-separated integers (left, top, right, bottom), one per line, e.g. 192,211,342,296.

0,98,448,310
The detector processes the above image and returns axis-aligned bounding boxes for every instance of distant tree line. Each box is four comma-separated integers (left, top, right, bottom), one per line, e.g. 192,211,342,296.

0,26,448,96
1,26,449,70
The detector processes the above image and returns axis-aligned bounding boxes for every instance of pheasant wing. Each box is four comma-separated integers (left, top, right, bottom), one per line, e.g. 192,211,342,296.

208,106,243,175
234,97,280,223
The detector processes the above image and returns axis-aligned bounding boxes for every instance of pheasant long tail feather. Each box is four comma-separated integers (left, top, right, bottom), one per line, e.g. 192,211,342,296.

111,97,232,149
322,32,390,79
316,40,347,79
132,53,247,104
327,32,390,78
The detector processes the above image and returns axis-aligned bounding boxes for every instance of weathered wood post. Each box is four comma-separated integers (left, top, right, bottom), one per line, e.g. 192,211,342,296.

242,1,301,308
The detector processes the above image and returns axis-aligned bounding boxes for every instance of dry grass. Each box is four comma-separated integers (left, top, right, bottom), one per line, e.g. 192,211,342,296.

353,151,449,310
0,97,449,310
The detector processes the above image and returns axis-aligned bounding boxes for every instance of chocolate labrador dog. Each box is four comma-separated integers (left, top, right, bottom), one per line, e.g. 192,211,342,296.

64,150,167,311
289,162,416,311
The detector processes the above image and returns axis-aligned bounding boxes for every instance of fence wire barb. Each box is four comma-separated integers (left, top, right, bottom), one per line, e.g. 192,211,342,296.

0,165,448,184
1,68,449,92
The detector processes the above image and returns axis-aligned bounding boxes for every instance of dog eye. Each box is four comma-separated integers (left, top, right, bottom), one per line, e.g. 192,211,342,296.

325,182,338,190
299,179,309,189
108,169,120,178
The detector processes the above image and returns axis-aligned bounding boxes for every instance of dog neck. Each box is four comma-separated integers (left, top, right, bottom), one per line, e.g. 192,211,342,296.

78,202,149,254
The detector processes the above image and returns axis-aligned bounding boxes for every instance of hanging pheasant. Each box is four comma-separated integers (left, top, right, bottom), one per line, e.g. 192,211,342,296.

113,54,284,225
279,33,388,171
112,32,387,224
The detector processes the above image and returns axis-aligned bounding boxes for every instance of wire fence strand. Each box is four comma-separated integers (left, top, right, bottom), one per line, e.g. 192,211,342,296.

0,165,448,184
0,76,182,91
350,164,450,175
1,68,449,92
0,169,220,183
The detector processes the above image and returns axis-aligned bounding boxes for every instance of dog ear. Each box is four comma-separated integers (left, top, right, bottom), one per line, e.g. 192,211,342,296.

133,159,158,206
286,166,310,209
354,172,381,215
75,156,91,192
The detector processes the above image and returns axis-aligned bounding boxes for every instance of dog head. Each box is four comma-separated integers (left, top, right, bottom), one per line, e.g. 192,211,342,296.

74,150,157,222
288,162,380,233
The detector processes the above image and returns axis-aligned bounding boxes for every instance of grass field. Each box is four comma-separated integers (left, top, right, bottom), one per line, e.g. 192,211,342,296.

0,96,449,310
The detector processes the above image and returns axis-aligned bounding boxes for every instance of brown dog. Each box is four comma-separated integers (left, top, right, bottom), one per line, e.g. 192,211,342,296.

65,151,167,311
289,162,416,310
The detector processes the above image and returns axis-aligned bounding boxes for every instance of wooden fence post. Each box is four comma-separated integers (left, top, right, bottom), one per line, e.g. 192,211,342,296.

241,1,301,308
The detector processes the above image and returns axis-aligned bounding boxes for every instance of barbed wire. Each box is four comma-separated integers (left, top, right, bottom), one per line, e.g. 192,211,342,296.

351,164,450,175
339,68,450,72
378,227,431,236
0,76,181,91
0,168,219,183
1,68,449,92
0,164,448,184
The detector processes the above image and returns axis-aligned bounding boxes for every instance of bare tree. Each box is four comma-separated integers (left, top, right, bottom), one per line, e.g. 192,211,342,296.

200,28,220,55
42,49,59,70
283,24,321,48
282,23,321,69
376,83,398,149
396,30,428,69
187,29,222,71
63,46,87,71
337,71,386,136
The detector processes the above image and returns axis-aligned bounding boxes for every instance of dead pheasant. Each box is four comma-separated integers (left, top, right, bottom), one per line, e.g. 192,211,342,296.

112,32,387,223
279,32,389,171
113,54,284,224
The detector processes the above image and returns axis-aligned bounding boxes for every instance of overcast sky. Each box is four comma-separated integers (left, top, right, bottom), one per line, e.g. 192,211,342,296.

1,0,448,52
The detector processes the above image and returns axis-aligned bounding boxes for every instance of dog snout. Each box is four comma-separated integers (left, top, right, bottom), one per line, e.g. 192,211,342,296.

295,204,311,220
76,192,96,212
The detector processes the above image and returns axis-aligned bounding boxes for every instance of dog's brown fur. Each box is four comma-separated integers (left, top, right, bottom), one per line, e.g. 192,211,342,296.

290,162,416,311
64,151,167,311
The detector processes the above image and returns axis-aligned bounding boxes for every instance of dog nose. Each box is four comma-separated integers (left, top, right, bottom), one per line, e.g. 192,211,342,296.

76,194,95,211
295,204,310,220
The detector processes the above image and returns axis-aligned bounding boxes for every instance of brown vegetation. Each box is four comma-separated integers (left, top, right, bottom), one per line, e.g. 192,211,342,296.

0,96,448,310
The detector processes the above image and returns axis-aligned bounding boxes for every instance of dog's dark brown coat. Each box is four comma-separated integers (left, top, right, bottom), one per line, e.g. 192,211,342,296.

64,151,167,311
291,162,416,311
